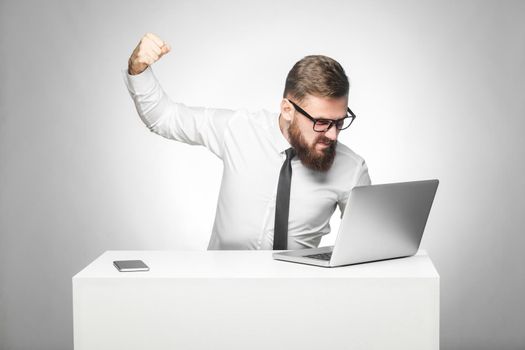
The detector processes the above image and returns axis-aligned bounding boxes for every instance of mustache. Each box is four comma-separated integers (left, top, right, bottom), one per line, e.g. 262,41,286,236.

317,136,336,145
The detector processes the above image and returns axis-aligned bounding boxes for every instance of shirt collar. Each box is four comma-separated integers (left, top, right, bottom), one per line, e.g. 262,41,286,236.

271,113,292,154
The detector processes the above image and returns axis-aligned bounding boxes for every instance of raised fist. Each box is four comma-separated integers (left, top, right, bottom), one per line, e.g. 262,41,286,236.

128,33,171,75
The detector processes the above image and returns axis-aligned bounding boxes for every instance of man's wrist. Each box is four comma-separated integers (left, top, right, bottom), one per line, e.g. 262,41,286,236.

127,58,143,75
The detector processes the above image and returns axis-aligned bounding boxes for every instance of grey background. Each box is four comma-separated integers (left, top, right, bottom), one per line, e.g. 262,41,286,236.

1,0,524,349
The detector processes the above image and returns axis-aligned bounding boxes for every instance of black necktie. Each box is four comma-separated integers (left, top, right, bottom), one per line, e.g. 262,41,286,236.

273,147,296,250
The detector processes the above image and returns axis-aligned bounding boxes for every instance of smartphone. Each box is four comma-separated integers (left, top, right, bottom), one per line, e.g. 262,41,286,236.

113,260,150,272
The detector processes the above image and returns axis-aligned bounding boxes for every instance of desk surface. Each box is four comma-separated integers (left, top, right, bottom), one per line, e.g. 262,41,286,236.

73,249,438,279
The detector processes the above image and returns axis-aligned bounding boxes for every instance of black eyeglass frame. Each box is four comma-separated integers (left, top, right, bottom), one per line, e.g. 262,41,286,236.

286,99,356,132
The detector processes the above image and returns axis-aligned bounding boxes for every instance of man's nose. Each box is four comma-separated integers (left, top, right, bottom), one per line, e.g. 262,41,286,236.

325,125,338,141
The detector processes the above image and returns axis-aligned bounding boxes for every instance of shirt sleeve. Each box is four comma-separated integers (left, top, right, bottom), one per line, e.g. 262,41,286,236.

122,66,236,159
337,158,372,218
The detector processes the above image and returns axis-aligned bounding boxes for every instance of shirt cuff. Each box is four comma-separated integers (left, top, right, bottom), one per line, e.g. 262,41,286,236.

121,66,157,95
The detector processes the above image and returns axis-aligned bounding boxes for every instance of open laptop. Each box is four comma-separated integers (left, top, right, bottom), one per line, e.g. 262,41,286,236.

272,179,439,267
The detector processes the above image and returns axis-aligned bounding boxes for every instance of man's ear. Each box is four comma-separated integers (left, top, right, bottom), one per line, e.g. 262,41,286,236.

280,98,294,123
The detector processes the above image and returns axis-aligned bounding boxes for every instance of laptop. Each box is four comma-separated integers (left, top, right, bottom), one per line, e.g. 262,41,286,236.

272,179,439,267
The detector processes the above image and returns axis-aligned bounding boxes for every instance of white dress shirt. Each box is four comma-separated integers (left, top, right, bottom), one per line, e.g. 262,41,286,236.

123,67,371,250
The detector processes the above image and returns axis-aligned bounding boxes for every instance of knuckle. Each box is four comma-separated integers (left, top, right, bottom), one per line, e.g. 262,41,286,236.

138,48,150,56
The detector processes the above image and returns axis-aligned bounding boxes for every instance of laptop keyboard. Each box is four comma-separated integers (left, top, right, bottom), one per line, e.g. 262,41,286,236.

304,252,333,261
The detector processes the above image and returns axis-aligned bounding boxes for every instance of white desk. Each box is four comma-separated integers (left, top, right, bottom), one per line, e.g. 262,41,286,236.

73,250,439,350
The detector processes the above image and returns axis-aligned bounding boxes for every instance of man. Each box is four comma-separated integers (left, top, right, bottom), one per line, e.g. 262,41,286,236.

123,33,371,251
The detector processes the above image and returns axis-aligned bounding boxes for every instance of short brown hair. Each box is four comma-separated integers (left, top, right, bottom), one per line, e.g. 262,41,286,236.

283,55,349,103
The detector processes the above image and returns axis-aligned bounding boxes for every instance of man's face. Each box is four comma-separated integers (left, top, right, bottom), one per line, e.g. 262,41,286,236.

285,94,348,172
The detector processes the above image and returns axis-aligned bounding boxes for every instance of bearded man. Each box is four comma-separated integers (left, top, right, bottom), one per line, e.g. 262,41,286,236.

123,33,371,250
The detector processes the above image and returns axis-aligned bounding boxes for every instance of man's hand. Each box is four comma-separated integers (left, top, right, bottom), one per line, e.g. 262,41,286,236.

128,33,171,75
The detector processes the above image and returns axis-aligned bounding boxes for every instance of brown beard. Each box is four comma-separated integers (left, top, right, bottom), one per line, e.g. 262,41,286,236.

288,119,337,172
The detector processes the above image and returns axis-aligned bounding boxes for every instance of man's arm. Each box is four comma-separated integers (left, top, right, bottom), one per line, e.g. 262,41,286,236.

123,33,236,159
338,159,371,218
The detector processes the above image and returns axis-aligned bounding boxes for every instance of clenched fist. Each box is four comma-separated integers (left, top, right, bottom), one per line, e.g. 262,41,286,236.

128,33,171,75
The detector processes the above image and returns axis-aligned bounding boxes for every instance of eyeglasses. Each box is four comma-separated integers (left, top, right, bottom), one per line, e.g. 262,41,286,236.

286,99,356,132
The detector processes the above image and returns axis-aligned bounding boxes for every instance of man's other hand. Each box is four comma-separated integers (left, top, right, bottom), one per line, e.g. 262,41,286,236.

128,33,171,75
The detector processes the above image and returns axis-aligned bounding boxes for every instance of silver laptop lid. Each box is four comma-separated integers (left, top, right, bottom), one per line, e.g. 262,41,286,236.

330,179,439,267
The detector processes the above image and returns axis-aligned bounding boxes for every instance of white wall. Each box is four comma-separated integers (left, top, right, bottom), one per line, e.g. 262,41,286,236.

1,0,524,349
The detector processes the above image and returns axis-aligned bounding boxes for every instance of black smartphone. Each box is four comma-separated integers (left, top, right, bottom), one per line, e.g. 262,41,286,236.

113,260,149,272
